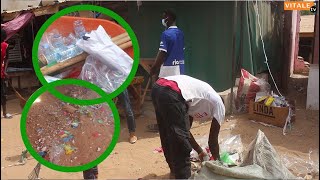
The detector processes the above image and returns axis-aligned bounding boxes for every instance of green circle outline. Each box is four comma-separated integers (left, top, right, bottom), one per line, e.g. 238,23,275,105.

20,79,120,172
32,5,140,101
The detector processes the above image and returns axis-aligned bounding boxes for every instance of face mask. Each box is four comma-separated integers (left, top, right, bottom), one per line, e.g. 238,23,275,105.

162,18,168,27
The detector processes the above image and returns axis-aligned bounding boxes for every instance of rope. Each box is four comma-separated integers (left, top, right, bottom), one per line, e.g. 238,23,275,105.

253,1,294,135
253,0,283,97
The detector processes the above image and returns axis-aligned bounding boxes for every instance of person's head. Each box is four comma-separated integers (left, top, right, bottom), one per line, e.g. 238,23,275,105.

162,9,176,28
1,28,7,42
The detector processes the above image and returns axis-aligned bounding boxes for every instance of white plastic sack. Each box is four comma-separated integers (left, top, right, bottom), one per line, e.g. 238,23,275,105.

76,25,133,76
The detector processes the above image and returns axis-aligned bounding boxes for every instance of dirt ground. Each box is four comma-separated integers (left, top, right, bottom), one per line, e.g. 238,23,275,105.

1,74,319,179
26,86,114,166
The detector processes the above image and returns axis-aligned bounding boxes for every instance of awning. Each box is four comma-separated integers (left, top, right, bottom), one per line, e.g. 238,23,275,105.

1,1,76,22
1,12,35,41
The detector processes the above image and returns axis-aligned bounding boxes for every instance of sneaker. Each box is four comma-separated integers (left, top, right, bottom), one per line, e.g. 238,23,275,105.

2,113,13,119
129,132,137,144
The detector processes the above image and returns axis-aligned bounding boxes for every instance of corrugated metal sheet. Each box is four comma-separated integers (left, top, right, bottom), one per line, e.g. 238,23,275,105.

1,0,65,13
7,34,23,63
1,0,73,22
127,1,284,91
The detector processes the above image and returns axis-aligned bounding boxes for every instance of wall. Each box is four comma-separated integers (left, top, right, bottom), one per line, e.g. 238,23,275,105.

289,10,299,75
127,1,284,92
306,64,319,110
312,2,319,64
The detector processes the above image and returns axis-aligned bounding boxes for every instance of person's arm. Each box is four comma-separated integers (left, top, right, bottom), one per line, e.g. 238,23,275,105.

188,116,208,161
150,50,166,76
4,48,10,77
208,117,221,161
150,32,168,76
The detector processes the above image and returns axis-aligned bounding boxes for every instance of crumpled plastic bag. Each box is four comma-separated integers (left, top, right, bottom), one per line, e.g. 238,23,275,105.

220,135,243,155
76,25,133,76
190,134,243,165
80,55,127,93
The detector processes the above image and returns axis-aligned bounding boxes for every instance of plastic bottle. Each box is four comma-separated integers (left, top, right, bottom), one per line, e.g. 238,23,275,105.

62,33,83,61
41,43,59,65
64,33,77,46
73,20,87,39
50,30,65,49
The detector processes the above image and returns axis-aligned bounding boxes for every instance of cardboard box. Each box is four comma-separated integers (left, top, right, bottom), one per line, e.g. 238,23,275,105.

248,100,293,127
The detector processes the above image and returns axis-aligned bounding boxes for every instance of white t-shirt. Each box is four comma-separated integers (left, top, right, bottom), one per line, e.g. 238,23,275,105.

163,75,225,125
159,65,181,78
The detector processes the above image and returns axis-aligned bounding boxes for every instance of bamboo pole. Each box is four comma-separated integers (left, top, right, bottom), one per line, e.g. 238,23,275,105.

113,35,130,46
41,53,89,75
111,32,129,42
118,41,132,50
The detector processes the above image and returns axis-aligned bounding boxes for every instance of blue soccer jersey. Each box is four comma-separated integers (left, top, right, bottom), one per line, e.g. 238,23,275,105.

158,26,185,77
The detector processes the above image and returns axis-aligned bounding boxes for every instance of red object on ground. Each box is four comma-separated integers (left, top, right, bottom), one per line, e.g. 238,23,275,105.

153,147,163,153
92,132,101,138
236,69,263,112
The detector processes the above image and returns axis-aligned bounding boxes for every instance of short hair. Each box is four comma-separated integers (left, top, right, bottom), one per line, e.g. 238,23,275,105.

163,9,176,21
1,28,7,42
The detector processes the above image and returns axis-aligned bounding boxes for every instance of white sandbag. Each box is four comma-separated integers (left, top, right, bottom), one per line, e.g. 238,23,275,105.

191,130,297,179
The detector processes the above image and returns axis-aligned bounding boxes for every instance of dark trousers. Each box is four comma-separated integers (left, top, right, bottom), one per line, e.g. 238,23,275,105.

151,83,192,179
1,78,7,108
118,89,136,133
83,166,98,179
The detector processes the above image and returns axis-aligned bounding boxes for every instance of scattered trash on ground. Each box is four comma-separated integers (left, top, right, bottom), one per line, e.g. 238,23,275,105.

26,86,115,166
153,147,163,153
281,149,319,179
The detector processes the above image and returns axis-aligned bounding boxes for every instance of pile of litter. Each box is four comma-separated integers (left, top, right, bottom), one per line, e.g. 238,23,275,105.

191,130,299,179
190,134,243,166
26,87,114,166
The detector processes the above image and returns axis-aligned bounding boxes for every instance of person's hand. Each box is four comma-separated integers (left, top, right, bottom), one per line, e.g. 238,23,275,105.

198,151,209,162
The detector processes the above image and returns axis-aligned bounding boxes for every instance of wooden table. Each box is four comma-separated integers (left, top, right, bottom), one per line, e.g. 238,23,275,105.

140,58,156,103
114,59,154,116
6,67,34,91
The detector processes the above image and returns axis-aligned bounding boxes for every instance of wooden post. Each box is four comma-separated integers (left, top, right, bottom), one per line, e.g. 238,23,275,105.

230,1,238,115
312,2,319,64
282,9,292,94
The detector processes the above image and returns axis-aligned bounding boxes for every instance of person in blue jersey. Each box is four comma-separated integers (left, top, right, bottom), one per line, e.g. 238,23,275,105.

148,9,185,132
150,9,185,77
